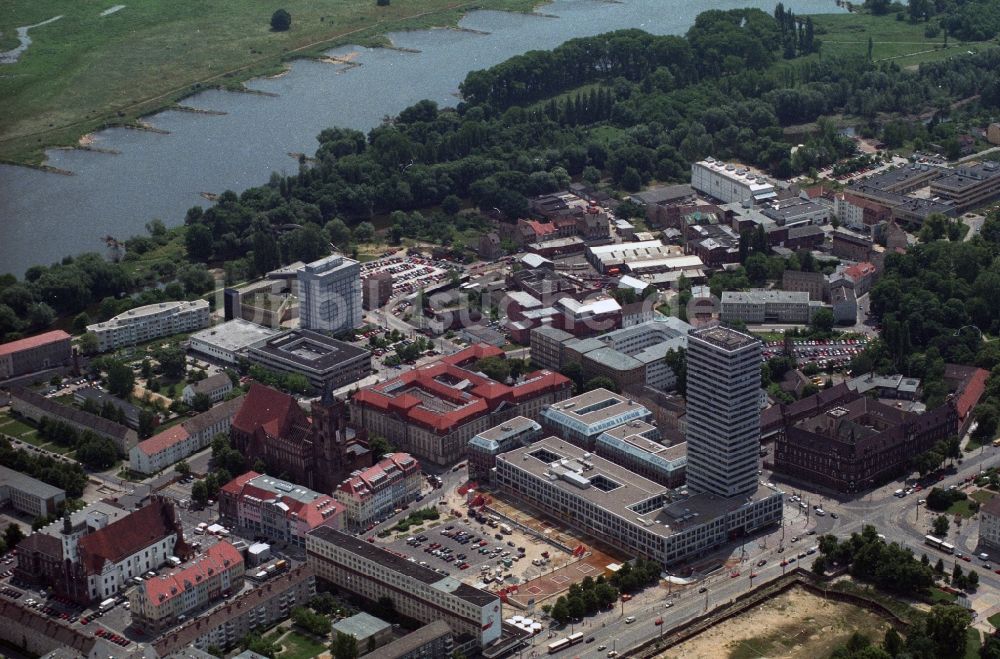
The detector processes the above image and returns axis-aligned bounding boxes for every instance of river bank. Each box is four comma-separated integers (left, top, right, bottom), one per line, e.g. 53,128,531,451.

0,0,542,167
0,0,847,277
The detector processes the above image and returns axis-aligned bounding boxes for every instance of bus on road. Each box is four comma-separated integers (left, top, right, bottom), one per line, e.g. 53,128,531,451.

547,639,570,654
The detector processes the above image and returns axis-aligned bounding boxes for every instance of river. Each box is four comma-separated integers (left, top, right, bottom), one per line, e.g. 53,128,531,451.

0,0,844,278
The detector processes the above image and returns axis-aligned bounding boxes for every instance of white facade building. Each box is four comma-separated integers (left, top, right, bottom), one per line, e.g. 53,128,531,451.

981,497,1000,551
298,255,362,334
335,453,422,531
129,396,244,475
306,527,502,651
188,319,281,365
87,300,210,352
684,326,761,498
691,158,776,205
721,290,822,324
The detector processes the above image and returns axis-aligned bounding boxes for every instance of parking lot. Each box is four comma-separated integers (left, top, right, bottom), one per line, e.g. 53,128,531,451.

360,255,460,299
762,337,870,370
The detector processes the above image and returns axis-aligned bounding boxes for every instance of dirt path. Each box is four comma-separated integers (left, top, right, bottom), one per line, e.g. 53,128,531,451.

657,587,892,659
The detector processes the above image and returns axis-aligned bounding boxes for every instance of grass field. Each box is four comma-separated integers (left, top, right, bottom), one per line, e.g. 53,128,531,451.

947,498,978,518
0,0,538,165
810,13,999,68
971,489,996,505
275,630,328,659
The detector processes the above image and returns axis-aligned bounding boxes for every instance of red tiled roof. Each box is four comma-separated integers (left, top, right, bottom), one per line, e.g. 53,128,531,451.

143,542,243,607
232,383,309,438
220,471,259,497
949,365,989,421
138,425,190,457
352,345,570,433
844,262,876,280
284,495,344,529
339,452,419,500
78,498,180,574
0,330,70,357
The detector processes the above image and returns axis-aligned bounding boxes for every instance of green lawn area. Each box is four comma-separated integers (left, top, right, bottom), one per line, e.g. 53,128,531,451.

947,498,978,518
0,414,39,439
989,612,1000,630
810,13,999,68
927,586,957,604
967,626,983,659
0,0,539,165
275,630,328,659
971,489,996,505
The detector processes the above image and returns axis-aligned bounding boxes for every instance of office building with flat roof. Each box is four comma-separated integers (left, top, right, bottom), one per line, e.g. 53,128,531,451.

685,326,761,498
467,416,543,482
721,290,821,324
539,388,652,450
0,465,66,518
0,331,72,380
246,329,371,392
189,320,282,364
333,612,393,651
494,437,781,567
87,300,210,352
930,161,1000,211
306,527,503,653
371,620,454,659
691,158,776,204
594,421,686,487
298,254,362,334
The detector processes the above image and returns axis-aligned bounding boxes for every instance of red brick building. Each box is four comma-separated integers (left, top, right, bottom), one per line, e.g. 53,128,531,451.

230,384,369,494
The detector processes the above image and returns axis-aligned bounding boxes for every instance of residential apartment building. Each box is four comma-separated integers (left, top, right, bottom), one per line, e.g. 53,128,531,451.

842,262,877,296
691,158,775,204
11,387,138,455
0,331,72,380
129,396,245,475
539,388,652,450
153,566,316,656
298,254,362,334
349,345,572,465
494,438,782,567
246,329,371,392
830,285,858,325
0,465,65,518
831,228,874,262
182,373,233,405
720,290,820,325
130,542,245,633
781,270,826,302
684,326,761,499
980,497,1000,551
306,527,502,652
87,300,210,352
335,453,422,531
594,421,686,487
370,620,454,659
219,472,345,547
467,417,543,482
834,192,892,233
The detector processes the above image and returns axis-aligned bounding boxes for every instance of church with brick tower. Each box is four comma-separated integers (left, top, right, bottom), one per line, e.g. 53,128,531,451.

230,382,370,494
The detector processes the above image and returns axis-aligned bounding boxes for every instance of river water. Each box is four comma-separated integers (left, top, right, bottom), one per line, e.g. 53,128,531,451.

0,0,844,277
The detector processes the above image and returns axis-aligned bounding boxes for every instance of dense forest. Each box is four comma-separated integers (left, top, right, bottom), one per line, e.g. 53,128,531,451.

3,6,1000,341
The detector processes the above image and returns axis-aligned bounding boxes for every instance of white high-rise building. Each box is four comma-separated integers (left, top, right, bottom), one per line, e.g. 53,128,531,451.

298,254,362,334
685,325,761,498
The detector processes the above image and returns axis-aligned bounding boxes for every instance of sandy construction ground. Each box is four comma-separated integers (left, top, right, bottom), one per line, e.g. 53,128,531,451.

658,586,893,659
